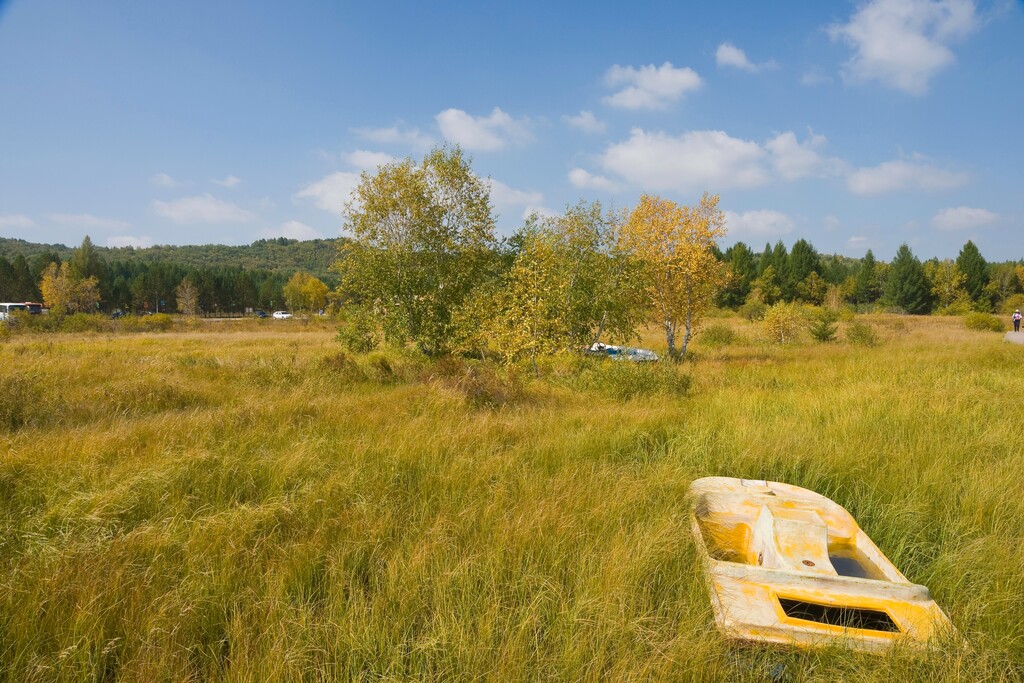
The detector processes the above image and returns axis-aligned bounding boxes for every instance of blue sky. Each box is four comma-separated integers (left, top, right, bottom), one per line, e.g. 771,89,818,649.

0,0,1022,260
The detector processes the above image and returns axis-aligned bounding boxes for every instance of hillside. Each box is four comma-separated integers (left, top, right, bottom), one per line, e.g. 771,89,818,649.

0,236,345,280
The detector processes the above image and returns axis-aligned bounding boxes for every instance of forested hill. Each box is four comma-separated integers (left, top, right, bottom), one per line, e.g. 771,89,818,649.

0,236,344,280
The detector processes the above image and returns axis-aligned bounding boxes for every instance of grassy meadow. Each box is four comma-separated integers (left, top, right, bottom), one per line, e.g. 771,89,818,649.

1,315,1023,682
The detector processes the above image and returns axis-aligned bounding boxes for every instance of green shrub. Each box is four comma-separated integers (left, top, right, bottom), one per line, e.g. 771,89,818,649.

699,323,737,348
119,314,174,333
1000,293,1024,316
59,313,109,333
845,320,878,346
335,309,378,353
738,298,767,322
964,312,1004,332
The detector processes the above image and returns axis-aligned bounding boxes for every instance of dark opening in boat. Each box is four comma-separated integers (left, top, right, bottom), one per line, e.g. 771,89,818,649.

778,597,899,633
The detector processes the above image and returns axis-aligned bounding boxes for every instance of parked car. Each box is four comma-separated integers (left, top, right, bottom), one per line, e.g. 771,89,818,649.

254,310,269,319
586,342,659,362
272,311,292,319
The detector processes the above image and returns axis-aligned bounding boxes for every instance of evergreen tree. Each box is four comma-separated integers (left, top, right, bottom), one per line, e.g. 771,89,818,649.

789,239,821,285
719,242,756,308
885,244,933,314
10,254,36,300
956,240,989,305
771,241,793,300
853,250,880,305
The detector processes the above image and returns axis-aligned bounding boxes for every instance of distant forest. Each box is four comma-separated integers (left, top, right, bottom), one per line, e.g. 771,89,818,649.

0,236,342,314
0,232,1021,316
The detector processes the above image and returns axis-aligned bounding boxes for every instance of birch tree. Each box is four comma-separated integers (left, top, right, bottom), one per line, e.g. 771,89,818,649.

620,193,726,360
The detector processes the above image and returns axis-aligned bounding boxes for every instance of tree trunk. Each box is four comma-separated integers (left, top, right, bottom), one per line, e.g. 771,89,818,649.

591,311,608,348
665,319,677,360
679,308,693,361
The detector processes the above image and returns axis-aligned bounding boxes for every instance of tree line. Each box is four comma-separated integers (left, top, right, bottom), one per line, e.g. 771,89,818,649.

333,146,1024,363
0,238,333,315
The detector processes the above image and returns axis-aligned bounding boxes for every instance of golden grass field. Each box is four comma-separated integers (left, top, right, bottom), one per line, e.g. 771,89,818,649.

1,315,1022,682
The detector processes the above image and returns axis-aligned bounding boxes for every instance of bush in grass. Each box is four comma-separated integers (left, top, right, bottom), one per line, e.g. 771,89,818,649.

845,320,879,346
1000,293,1024,316
119,314,173,333
808,309,840,343
760,302,805,344
964,312,1004,332
699,323,737,348
335,309,378,353
59,313,109,333
319,351,366,383
427,357,524,408
739,297,767,322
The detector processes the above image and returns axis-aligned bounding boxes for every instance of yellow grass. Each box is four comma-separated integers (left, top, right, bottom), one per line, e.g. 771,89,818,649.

0,316,1022,681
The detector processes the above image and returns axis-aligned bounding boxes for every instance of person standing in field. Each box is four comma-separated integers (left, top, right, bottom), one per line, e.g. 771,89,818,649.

1014,309,1022,332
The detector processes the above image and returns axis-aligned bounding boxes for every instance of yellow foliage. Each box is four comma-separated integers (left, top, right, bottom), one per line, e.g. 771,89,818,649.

39,262,99,316
620,193,726,359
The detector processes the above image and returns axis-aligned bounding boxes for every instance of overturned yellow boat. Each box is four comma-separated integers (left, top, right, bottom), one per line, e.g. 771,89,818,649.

689,476,954,651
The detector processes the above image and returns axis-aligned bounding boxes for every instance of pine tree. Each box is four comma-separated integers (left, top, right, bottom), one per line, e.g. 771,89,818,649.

853,250,880,305
956,240,989,305
885,244,932,314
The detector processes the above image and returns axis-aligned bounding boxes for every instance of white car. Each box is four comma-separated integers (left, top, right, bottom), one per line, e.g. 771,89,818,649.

272,311,293,319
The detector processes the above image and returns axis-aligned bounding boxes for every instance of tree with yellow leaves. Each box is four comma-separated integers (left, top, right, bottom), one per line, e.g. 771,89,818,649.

283,272,329,312
39,262,100,316
620,193,726,360
489,223,570,373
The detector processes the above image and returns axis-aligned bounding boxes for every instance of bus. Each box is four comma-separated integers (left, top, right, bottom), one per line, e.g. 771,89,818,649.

0,303,29,320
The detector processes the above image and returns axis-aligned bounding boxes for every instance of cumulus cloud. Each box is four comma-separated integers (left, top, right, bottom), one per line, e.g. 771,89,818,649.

435,107,532,151
567,168,619,192
352,125,435,151
488,179,552,220
715,43,777,72
828,0,979,95
346,150,397,170
846,235,870,248
260,220,326,241
150,173,183,188
600,128,768,192
152,194,255,223
724,210,796,239
106,235,154,248
846,156,968,194
294,172,362,215
211,175,241,188
47,213,131,230
0,214,34,229
563,110,607,134
765,131,844,180
931,206,998,230
603,62,702,110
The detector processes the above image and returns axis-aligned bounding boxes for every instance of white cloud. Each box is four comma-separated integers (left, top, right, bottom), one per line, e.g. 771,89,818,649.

211,175,241,188
435,107,532,151
800,68,834,86
601,128,768,192
847,235,869,248
563,110,607,134
765,131,844,180
150,173,183,188
352,125,435,151
260,220,326,241
47,213,131,230
724,210,796,239
846,156,968,194
931,206,998,230
824,215,842,231
346,150,397,170
828,0,979,95
715,43,777,72
151,194,255,223
106,235,154,248
568,168,619,192
0,214,34,229
488,179,552,220
294,172,362,215
603,62,702,109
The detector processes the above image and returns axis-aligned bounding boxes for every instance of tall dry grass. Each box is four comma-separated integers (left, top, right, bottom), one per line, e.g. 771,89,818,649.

0,316,1021,681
